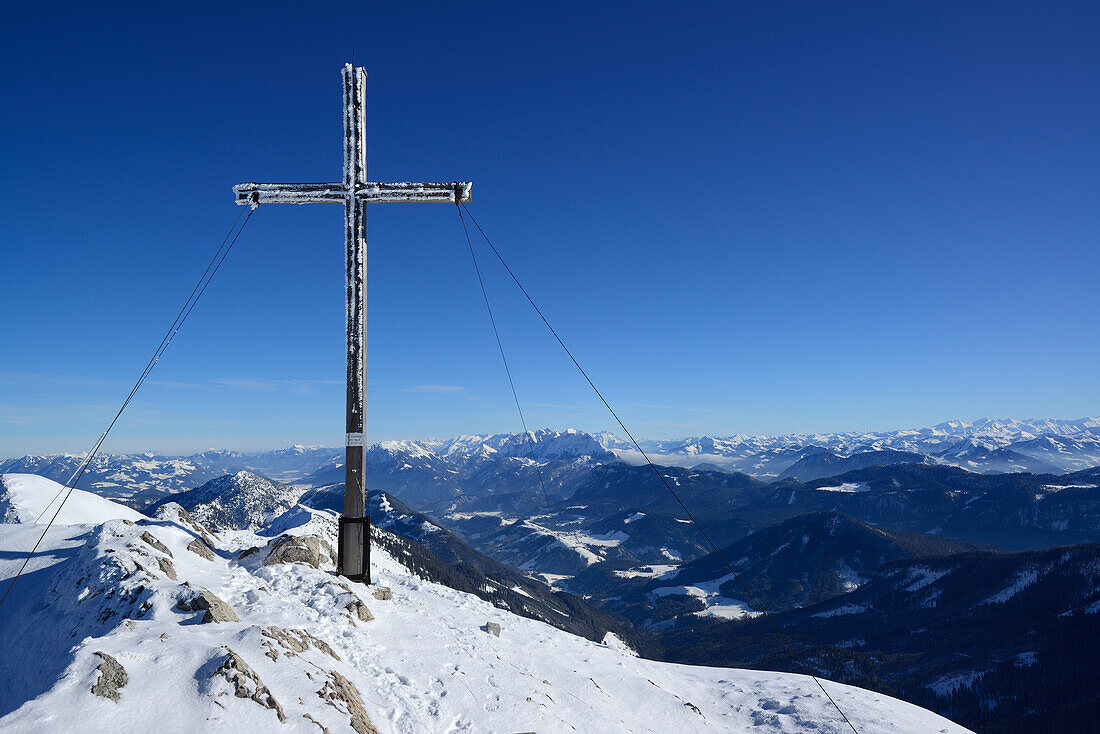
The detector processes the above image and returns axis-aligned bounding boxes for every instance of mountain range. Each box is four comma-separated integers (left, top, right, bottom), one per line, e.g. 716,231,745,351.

0,473,968,733
67,460,1100,733
5,419,1100,732
6,418,1100,508
660,542,1100,734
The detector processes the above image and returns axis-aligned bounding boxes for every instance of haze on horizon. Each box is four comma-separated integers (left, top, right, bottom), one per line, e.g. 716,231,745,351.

4,416,1099,459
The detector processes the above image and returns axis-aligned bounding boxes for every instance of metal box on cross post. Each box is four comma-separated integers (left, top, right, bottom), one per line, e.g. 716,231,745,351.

338,516,370,583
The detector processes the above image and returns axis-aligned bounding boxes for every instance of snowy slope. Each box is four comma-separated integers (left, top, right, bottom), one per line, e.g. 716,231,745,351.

0,474,970,733
1,473,145,525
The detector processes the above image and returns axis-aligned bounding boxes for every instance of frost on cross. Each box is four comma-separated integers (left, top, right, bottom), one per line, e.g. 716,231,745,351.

232,63,471,583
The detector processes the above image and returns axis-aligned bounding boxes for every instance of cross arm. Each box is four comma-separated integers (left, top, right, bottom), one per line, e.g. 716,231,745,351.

356,181,472,203
234,182,347,206
234,181,472,206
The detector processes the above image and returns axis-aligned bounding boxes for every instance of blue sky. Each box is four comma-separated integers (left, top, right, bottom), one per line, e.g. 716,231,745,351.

2,1,1098,455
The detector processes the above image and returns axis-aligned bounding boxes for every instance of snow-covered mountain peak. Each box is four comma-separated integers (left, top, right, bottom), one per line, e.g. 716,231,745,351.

148,471,307,533
424,429,611,464
493,427,613,462
376,439,436,458
0,474,971,733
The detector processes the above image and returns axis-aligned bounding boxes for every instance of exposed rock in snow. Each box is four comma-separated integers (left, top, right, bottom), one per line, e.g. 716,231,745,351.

186,537,215,561
261,626,340,661
316,669,379,734
157,556,177,580
263,534,337,570
176,584,240,624
139,530,171,556
155,502,219,547
90,652,127,702
341,589,374,624
207,648,285,722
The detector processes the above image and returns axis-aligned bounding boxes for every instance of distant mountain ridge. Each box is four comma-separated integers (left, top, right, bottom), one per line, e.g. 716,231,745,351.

660,542,1100,734
778,449,932,481
602,510,998,625
611,417,1100,476
5,418,1097,507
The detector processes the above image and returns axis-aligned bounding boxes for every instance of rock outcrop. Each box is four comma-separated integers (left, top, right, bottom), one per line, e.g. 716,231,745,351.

318,670,378,734
90,651,127,702
211,648,285,722
261,626,340,661
139,531,172,556
345,596,374,624
154,502,219,548
263,535,337,570
187,538,216,561
176,585,239,623
157,556,177,580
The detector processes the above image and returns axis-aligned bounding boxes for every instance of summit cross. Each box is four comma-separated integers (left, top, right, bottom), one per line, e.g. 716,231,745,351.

234,63,472,583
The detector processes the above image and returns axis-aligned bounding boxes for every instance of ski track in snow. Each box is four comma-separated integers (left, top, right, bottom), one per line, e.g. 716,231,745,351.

0,474,971,733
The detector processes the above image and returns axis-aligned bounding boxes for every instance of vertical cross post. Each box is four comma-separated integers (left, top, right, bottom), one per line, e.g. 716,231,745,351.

341,64,369,582
233,63,470,587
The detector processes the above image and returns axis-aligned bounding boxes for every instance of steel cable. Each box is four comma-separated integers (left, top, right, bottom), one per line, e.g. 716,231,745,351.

459,203,860,734
0,207,255,610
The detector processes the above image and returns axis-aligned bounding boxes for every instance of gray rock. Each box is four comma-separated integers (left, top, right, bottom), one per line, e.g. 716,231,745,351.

212,648,285,722
261,626,340,661
157,556,177,580
176,586,239,623
90,651,127,702
263,535,337,570
187,538,216,561
317,670,378,734
345,597,374,624
139,531,172,557
371,587,391,601
485,622,501,637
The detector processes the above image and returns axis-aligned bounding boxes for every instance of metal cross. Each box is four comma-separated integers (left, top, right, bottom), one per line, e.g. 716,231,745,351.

234,64,472,583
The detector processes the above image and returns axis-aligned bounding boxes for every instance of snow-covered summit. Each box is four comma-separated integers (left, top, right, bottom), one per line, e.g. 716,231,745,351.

0,474,970,733
146,471,307,533
1,473,144,525
427,428,613,464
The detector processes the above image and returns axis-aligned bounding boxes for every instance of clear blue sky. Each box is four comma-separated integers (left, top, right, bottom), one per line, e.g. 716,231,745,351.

2,1,1098,455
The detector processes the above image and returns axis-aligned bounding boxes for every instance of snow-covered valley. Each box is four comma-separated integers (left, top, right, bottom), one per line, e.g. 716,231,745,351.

0,473,970,733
